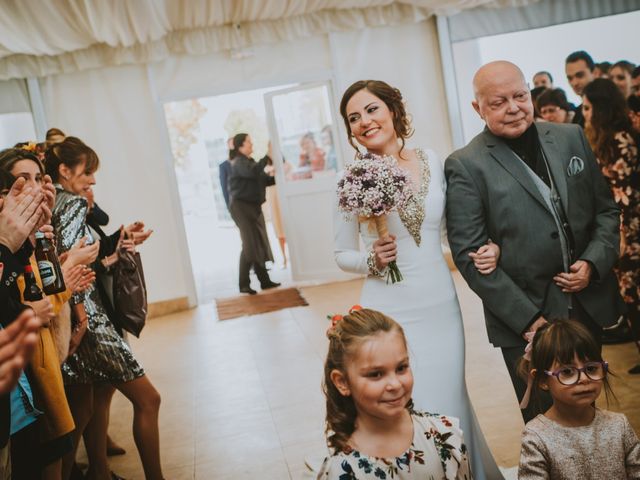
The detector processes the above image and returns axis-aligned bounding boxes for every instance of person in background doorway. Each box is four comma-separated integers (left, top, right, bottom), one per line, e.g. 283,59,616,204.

299,133,326,173
593,61,612,79
219,137,234,210
565,50,595,127
228,133,280,295
320,125,337,171
264,142,288,268
537,88,575,124
610,60,636,99
532,71,553,89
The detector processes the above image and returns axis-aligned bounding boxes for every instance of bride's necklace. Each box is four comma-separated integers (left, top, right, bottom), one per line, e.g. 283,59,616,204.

398,149,430,246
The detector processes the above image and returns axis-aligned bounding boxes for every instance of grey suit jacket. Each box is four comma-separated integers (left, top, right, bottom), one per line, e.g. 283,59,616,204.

445,123,624,348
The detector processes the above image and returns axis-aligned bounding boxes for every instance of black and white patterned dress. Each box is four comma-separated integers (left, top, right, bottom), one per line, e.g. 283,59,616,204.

52,186,144,385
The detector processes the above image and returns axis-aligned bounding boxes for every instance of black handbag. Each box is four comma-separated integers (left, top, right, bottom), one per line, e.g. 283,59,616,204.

112,249,148,337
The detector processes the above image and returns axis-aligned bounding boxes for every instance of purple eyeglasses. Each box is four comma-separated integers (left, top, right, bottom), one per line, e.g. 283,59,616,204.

544,361,608,386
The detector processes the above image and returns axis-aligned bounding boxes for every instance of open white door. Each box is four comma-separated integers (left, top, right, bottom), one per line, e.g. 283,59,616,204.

264,82,353,282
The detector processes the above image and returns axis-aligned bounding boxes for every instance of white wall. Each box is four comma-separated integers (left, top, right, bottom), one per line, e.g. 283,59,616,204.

39,64,192,304
330,19,453,163
453,10,640,143
37,19,452,305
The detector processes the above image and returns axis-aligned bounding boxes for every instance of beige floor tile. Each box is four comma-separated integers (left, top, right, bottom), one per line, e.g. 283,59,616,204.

98,274,638,478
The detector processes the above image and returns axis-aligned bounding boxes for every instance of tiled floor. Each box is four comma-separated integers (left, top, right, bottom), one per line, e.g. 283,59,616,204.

88,273,640,479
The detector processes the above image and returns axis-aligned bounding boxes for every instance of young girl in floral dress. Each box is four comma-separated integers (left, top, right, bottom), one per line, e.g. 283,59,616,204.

317,307,471,480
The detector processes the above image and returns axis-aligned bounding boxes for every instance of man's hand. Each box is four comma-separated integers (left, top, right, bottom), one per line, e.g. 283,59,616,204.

469,240,500,275
523,316,548,341
0,309,40,394
553,260,592,293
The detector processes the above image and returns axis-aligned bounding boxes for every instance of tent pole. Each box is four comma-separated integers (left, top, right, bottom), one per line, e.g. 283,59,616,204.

435,15,465,150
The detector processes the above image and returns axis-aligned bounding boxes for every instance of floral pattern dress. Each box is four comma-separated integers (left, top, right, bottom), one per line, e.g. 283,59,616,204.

316,410,471,480
596,132,640,333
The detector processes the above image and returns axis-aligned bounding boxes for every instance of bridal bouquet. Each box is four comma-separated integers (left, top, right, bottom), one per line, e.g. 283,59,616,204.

337,152,411,283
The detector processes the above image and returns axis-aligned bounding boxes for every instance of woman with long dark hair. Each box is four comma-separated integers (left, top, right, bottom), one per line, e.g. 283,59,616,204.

45,137,164,480
228,133,279,294
584,78,640,374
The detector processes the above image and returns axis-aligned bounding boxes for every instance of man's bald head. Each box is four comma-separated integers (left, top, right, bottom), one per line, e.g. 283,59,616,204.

473,61,527,102
471,61,534,139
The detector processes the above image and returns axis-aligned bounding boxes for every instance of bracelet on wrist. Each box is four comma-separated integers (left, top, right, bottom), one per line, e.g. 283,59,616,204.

367,250,386,278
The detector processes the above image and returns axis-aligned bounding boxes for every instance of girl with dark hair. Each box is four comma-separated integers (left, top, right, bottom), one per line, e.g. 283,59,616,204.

318,307,471,479
583,78,640,375
518,319,639,478
228,133,279,294
334,80,502,478
45,137,164,480
536,88,574,124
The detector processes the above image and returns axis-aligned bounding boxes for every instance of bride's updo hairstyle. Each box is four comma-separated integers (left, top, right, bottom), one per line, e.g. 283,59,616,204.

323,308,410,453
44,136,99,183
339,80,414,154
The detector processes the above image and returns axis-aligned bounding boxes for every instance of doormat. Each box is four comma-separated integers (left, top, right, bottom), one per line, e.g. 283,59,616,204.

215,287,309,320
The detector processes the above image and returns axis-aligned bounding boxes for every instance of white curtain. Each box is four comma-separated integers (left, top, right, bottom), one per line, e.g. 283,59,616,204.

0,0,537,80
39,64,193,304
329,19,453,162
0,79,30,114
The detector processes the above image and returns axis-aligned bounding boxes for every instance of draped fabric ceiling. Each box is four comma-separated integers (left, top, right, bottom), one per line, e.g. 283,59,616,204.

0,0,536,80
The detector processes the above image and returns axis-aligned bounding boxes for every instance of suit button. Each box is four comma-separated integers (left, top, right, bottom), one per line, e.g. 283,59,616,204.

551,232,559,239
563,222,569,229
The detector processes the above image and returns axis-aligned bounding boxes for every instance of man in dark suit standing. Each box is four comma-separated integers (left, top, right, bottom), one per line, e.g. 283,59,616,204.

565,50,595,128
445,61,624,421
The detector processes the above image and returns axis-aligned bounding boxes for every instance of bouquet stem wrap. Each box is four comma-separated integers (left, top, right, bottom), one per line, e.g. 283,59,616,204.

374,215,403,284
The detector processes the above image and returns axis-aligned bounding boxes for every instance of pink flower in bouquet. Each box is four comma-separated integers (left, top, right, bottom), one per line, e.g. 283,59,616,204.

336,152,411,219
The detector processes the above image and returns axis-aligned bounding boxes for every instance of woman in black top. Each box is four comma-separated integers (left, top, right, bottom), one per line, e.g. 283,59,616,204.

228,133,279,294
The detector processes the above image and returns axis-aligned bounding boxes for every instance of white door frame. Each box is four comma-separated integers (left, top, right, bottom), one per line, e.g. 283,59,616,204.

263,80,350,282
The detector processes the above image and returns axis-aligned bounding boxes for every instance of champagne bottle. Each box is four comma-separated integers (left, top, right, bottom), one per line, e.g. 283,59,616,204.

35,231,66,295
23,264,44,302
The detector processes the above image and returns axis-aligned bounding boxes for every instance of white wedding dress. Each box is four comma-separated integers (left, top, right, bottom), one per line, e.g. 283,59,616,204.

334,148,503,480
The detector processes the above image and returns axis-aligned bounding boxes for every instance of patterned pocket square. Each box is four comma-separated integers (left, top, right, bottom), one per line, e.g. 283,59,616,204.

567,156,584,176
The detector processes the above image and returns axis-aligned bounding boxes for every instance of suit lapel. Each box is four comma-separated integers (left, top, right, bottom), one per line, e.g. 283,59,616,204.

538,126,569,211
484,130,548,210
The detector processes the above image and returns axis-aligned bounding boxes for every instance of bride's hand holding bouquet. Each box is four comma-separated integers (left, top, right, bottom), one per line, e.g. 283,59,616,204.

336,152,411,283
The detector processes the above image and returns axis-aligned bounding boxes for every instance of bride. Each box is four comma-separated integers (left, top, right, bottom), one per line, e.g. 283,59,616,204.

334,80,503,479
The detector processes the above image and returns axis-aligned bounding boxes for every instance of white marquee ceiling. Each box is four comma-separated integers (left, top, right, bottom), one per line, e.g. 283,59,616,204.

0,0,536,79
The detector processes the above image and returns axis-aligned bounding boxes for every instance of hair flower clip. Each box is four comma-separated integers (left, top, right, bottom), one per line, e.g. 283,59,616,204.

326,314,343,336
326,306,364,335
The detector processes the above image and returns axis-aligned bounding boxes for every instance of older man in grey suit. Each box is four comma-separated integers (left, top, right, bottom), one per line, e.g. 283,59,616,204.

445,61,624,421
